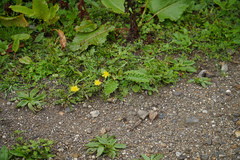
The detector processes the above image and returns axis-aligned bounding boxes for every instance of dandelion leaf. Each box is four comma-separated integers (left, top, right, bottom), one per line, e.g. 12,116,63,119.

104,80,119,95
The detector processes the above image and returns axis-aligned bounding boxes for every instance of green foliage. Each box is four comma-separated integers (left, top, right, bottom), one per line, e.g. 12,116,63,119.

85,134,126,159
140,153,164,160
0,146,11,160
10,0,59,25
187,77,212,88
213,0,237,10
170,57,197,73
15,88,46,113
11,34,30,52
104,80,119,95
70,24,115,52
147,0,192,22
0,77,24,99
10,139,55,159
101,0,125,14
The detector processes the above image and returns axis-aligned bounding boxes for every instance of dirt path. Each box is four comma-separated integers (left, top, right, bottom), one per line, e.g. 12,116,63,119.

1,55,240,160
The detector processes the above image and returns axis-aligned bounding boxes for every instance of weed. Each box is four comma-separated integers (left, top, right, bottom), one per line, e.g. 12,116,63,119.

133,153,164,160
10,139,55,159
85,134,126,159
0,145,11,160
15,88,46,113
187,77,212,88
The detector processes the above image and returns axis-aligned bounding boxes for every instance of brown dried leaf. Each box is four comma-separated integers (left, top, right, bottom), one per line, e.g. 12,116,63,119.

149,110,158,122
58,111,64,116
54,29,67,50
0,14,29,27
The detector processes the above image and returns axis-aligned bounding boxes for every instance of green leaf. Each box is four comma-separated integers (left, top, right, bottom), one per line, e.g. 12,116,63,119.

141,154,150,160
19,56,32,64
152,154,164,159
201,82,206,88
49,4,59,19
0,145,8,160
0,14,29,27
28,103,36,113
183,60,195,66
16,91,29,99
96,145,104,157
33,94,46,101
30,88,39,98
75,20,97,32
148,0,191,22
113,143,126,149
9,150,25,157
101,0,125,14
0,40,8,53
33,0,50,21
12,39,20,52
104,80,119,95
17,100,29,107
70,25,115,52
86,148,97,154
11,34,31,41
85,142,100,148
34,32,44,42
10,5,35,16
186,66,197,73
132,85,140,93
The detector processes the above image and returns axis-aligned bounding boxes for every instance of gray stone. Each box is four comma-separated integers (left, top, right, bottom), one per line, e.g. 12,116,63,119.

178,155,187,160
185,116,199,124
90,110,100,118
65,107,72,113
201,155,209,160
159,113,165,119
82,103,87,108
205,139,212,145
198,70,207,77
137,110,149,120
85,128,92,134
173,91,182,96
221,62,228,73
176,151,181,157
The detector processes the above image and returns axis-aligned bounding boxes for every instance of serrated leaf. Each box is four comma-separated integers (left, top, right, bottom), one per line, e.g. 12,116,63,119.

19,56,32,64
10,5,35,16
70,25,115,52
186,66,197,72
148,0,191,22
104,80,119,95
33,0,50,21
75,20,97,32
0,14,29,27
96,145,104,157
101,0,125,14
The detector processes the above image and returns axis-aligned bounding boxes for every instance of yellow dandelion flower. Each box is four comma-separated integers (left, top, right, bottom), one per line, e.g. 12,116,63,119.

94,80,102,86
70,86,79,92
102,71,110,78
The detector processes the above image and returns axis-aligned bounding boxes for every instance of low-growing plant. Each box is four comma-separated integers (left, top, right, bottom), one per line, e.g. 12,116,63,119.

85,134,126,159
133,153,164,160
10,139,55,159
15,88,46,113
0,77,24,99
187,77,212,88
0,145,12,160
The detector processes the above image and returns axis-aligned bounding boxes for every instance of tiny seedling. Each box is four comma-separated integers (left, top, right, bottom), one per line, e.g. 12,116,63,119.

187,77,212,88
85,134,126,159
15,88,46,113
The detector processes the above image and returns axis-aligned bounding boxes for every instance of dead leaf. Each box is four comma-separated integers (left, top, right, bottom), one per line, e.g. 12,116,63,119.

149,110,158,122
107,97,117,103
6,43,24,53
53,29,67,50
0,14,29,27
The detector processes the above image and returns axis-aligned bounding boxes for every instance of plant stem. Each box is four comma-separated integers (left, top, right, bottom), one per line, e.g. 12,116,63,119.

138,0,150,27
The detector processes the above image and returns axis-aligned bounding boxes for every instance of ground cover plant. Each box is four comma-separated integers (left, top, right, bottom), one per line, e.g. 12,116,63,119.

0,0,240,159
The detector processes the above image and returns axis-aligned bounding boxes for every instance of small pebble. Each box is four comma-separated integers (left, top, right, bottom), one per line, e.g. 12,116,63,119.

90,110,100,118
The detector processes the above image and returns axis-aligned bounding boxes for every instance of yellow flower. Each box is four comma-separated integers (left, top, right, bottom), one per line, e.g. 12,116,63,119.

94,80,102,86
102,71,110,78
70,86,79,92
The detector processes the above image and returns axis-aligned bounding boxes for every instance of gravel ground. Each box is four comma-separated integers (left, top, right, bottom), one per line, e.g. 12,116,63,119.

0,55,240,160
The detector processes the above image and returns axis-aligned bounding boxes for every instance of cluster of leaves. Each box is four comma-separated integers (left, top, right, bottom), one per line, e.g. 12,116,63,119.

85,134,126,159
0,130,55,160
